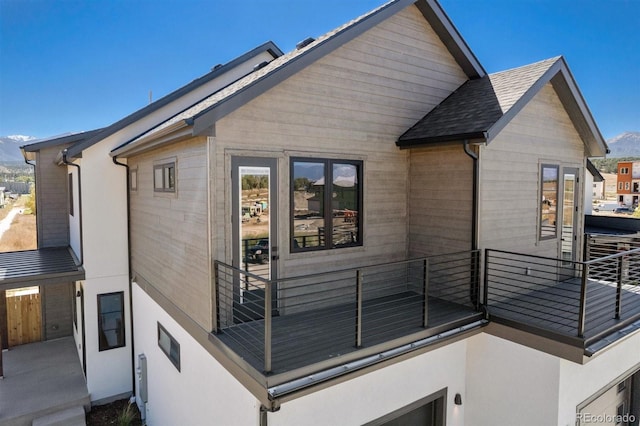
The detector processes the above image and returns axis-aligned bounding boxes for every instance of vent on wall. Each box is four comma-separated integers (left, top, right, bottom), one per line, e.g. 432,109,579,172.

296,37,315,50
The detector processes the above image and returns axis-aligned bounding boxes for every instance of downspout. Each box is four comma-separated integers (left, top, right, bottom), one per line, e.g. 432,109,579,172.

112,155,137,398
62,149,83,265
462,140,478,251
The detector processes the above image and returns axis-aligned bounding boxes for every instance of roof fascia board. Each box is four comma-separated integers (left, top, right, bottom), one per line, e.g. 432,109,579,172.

396,133,486,148
549,58,608,157
110,121,192,157
66,41,283,158
484,60,564,144
415,0,485,79
191,0,416,135
20,129,103,153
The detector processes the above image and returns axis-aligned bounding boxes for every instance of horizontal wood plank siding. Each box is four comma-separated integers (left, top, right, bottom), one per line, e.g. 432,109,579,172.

214,5,467,278
36,146,70,248
408,145,473,257
128,137,210,329
479,83,585,256
43,282,73,340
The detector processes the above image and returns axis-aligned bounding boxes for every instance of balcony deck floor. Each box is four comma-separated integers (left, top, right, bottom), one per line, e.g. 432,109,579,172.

216,291,481,375
488,278,640,343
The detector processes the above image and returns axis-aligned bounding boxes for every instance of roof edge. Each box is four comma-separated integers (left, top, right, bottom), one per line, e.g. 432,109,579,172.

396,132,487,148
65,41,284,158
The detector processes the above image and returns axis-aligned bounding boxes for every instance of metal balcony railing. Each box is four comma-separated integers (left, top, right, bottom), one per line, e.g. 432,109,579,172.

485,244,640,343
213,250,482,374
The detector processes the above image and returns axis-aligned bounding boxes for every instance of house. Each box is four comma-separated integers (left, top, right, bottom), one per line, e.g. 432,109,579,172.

617,160,640,207
2,0,639,425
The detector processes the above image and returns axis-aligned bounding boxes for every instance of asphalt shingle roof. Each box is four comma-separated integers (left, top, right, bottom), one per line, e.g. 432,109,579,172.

397,56,561,146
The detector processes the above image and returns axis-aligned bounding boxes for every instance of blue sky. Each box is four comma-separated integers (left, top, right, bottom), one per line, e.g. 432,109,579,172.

0,0,638,140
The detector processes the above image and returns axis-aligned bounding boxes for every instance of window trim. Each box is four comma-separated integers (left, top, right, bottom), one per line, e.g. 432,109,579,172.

539,164,559,241
153,161,176,193
129,168,138,192
97,291,125,352
290,157,363,253
157,322,181,372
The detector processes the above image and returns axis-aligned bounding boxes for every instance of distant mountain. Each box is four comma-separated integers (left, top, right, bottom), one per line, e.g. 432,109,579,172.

0,135,37,163
607,132,640,158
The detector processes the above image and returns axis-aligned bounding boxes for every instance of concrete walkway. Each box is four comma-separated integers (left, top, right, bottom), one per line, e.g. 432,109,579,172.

0,337,90,426
0,207,20,241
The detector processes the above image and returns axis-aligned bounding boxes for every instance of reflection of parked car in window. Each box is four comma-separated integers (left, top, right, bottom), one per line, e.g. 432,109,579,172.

614,207,634,215
249,239,270,263
593,203,618,212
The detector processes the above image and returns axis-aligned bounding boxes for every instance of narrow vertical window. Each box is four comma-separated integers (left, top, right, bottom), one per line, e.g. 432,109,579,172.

130,169,138,192
97,292,125,351
158,323,180,371
539,164,558,240
68,173,74,216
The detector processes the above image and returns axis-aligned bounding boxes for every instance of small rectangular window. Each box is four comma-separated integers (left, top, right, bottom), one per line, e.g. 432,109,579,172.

68,173,74,216
158,322,180,371
154,162,175,192
539,164,558,240
130,169,138,192
97,292,125,351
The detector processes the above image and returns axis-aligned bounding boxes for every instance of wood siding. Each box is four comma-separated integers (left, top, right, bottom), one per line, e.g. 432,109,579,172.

128,5,468,330
128,137,210,329
36,146,71,247
43,282,74,340
479,83,585,257
407,145,473,257
6,293,41,347
214,5,467,278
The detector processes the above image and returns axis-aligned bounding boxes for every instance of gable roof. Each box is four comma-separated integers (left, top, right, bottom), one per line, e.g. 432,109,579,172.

111,0,486,157
397,56,608,157
64,42,283,159
20,129,104,161
587,160,605,182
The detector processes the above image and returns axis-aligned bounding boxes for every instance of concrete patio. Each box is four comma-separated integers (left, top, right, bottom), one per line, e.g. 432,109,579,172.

0,337,89,426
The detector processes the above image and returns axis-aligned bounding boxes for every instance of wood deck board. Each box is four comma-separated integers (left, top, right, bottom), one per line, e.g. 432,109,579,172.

217,291,480,374
489,278,640,341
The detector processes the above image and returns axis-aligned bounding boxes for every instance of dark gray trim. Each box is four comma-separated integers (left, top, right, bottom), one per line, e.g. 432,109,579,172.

416,0,485,78
20,129,104,158
363,387,447,426
397,132,486,148
66,42,283,158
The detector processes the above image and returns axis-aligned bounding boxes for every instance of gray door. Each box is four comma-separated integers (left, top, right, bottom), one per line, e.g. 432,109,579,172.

231,157,277,321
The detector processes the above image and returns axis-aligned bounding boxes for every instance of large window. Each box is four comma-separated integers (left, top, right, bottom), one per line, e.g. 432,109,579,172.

158,322,180,371
539,164,558,240
291,158,362,251
154,161,175,193
97,292,125,351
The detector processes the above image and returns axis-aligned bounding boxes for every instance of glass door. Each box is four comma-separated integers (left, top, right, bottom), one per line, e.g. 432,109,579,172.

231,157,277,321
561,168,579,264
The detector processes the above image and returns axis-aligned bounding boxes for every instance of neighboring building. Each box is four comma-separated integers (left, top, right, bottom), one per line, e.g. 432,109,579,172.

2,1,639,425
617,160,640,207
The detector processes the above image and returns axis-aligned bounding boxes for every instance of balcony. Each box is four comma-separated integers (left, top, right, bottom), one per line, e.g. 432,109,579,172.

212,250,485,387
485,236,640,355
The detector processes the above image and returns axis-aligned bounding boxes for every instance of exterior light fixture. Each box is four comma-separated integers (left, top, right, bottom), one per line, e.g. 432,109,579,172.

454,393,462,405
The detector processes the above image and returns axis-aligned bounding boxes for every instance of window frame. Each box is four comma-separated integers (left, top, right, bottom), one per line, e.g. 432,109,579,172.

539,164,559,241
290,157,363,253
153,161,176,193
157,322,181,372
68,173,74,216
97,291,125,352
129,168,138,192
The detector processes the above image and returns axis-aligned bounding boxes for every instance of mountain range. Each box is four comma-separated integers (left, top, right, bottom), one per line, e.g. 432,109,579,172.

607,131,640,158
0,135,37,163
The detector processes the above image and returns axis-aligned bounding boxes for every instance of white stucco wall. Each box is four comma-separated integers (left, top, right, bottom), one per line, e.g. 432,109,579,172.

269,340,468,426
132,283,260,426
465,333,561,426
68,165,82,258
557,331,640,426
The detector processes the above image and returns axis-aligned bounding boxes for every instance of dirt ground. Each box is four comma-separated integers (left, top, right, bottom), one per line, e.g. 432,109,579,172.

86,399,142,426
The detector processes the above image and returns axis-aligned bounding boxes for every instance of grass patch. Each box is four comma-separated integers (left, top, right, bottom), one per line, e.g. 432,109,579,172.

0,212,36,252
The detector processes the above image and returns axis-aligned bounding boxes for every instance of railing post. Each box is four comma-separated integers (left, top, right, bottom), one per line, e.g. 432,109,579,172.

243,239,249,289
577,263,589,337
0,333,3,379
212,261,220,334
264,280,272,373
615,256,623,319
356,270,363,348
483,250,490,316
423,258,429,328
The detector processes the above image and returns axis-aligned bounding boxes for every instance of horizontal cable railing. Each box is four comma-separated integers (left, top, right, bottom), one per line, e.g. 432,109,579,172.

485,244,640,341
214,250,481,373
